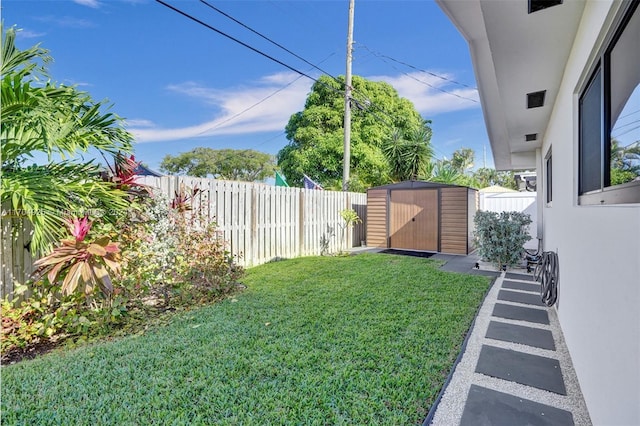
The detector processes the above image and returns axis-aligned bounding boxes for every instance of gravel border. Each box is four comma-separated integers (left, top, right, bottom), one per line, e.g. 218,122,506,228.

427,272,592,426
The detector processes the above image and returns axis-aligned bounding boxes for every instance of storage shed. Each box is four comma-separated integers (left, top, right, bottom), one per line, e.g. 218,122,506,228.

366,181,478,255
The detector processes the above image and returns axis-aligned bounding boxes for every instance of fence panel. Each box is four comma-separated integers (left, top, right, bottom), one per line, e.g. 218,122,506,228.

138,176,367,267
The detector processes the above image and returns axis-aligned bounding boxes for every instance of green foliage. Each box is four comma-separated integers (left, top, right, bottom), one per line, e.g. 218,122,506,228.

3,188,244,361
474,211,532,269
0,281,124,356
278,74,428,190
119,188,244,307
1,254,491,424
171,216,244,304
472,167,518,190
339,208,362,227
383,125,434,182
160,147,276,181
1,25,133,255
450,147,475,173
610,139,640,185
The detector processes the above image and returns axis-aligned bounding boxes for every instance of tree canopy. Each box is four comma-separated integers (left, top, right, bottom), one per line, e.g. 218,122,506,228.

160,147,276,182
277,75,429,191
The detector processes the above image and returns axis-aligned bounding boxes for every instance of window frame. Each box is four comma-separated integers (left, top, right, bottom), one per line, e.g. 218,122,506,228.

545,148,553,205
578,0,640,206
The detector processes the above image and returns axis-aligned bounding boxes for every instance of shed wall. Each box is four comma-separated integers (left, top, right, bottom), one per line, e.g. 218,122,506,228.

366,189,387,248
440,187,470,255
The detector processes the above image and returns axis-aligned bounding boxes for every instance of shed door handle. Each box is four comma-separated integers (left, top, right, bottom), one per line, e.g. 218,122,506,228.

412,217,416,222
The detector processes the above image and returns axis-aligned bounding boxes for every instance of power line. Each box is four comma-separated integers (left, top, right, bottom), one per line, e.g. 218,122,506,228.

355,44,479,103
155,0,318,83
195,74,306,137
357,44,478,91
155,0,446,154
196,52,336,136
199,0,337,79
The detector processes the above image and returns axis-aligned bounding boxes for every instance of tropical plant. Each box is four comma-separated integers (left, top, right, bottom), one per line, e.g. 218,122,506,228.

32,216,121,297
450,147,475,174
338,208,362,249
1,25,133,255
474,211,532,270
429,160,465,184
383,123,434,182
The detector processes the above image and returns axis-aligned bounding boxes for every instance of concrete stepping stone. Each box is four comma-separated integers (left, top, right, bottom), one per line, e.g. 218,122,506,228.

460,384,574,426
492,303,549,325
486,321,556,350
498,289,544,306
502,280,540,293
505,272,535,281
475,345,566,395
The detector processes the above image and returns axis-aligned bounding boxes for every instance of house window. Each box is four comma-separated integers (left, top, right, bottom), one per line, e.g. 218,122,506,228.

545,149,553,204
578,0,640,205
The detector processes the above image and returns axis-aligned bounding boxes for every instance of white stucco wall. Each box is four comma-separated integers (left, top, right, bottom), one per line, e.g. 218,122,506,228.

540,2,640,424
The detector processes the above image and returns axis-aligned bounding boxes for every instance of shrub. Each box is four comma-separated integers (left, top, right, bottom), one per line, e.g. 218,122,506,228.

119,188,244,307
474,210,532,270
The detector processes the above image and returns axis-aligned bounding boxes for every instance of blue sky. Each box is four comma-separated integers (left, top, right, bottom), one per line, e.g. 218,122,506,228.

4,0,493,173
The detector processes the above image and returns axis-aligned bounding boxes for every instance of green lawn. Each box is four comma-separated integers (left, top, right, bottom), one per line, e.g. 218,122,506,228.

1,253,491,425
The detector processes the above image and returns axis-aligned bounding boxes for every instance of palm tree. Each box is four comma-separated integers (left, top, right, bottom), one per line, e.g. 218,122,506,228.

382,122,434,182
1,26,133,255
429,161,465,184
451,148,475,174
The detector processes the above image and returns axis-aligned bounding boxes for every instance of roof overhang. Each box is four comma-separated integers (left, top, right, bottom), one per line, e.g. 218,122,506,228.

436,0,586,170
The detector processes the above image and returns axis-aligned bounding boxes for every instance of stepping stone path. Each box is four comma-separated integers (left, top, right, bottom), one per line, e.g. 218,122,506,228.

427,268,592,426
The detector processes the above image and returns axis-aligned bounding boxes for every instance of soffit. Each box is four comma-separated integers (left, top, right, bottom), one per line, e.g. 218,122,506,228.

437,0,586,170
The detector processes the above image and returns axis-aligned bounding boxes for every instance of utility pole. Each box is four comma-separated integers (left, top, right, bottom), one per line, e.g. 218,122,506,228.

483,144,487,169
342,0,355,191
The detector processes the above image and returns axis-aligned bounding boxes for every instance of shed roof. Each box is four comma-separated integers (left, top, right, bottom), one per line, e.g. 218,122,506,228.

368,180,475,191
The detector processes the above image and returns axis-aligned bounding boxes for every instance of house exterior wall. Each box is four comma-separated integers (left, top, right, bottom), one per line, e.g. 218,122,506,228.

540,2,640,424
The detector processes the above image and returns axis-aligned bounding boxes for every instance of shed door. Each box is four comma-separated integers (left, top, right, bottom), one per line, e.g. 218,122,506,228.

389,189,438,251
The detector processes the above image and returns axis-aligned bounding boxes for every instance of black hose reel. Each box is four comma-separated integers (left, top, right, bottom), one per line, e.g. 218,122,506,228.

534,251,559,307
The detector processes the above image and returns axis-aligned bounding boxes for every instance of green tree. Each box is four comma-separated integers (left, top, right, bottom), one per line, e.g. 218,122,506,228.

472,167,518,190
450,148,475,174
1,26,133,255
160,147,276,181
382,123,434,182
278,75,428,191
610,139,640,185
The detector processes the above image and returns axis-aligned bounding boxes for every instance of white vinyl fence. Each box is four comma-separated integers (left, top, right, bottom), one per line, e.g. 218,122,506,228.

479,191,538,249
138,176,367,267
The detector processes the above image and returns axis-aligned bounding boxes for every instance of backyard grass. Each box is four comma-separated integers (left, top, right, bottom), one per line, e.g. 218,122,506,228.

1,253,491,425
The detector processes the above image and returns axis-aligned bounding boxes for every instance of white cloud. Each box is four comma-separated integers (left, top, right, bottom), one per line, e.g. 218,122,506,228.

368,72,480,116
34,15,95,28
129,70,478,144
130,72,312,143
125,119,155,128
73,0,101,8
15,29,46,39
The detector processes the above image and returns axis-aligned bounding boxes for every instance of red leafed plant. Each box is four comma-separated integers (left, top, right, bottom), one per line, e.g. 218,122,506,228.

32,215,121,297
171,182,201,212
110,152,140,189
